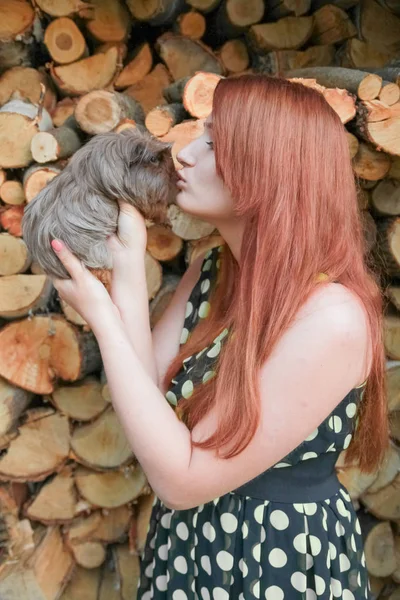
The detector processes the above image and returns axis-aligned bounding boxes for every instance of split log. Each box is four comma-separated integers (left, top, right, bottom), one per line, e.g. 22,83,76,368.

75,90,144,134
0,67,56,111
175,10,206,39
69,540,106,569
310,4,356,45
145,103,187,136
156,34,224,80
0,205,24,237
347,131,359,159
31,123,81,163
217,39,249,74
24,466,78,523
358,511,396,577
248,17,314,52
311,0,359,7
182,71,222,118
0,275,53,319
208,0,264,43
361,210,378,253
185,233,225,264
0,169,6,187
114,118,138,133
135,492,155,553
60,566,101,600
357,99,392,123
0,100,53,169
265,0,311,19
74,465,147,508
145,251,163,300
391,158,400,179
168,204,215,240
98,562,121,600
149,274,181,328
146,224,183,261
379,83,400,107
385,312,400,357
341,38,397,69
161,118,205,168
126,0,185,26
363,68,400,87
370,179,400,216
51,97,78,127
367,444,400,494
44,17,87,64
390,411,400,443
0,412,70,482
361,472,400,520
63,506,132,546
70,406,134,470
0,315,102,394
255,45,335,75
335,456,378,500
186,0,221,12
0,378,32,438
285,66,382,100
0,234,31,276
114,43,153,90
82,0,131,43
113,543,141,600
0,41,31,75
23,163,63,203
354,114,400,156
0,526,75,600
125,63,172,115
0,180,25,205
34,0,90,18
352,143,391,181
0,1,35,43
50,377,108,422
49,46,120,96
387,364,400,412
357,0,400,56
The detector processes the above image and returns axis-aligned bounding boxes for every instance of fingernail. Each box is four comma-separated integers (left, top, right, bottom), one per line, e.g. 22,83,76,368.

51,239,63,252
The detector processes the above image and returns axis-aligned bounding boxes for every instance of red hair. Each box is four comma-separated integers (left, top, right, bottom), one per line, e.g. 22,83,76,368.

165,74,388,472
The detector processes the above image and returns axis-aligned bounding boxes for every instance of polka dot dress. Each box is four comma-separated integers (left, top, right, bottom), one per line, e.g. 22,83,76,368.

137,246,371,599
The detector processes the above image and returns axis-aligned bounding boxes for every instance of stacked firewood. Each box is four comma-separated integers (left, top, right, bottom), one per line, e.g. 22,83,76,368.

0,0,399,598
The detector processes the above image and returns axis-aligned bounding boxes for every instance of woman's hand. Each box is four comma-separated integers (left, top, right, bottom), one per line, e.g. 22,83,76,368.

51,240,121,329
107,200,147,260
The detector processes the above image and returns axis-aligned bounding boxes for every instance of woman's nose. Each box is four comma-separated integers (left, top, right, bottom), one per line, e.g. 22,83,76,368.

176,144,196,168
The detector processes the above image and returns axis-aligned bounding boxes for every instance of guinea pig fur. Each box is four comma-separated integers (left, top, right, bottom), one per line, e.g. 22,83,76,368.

22,127,178,280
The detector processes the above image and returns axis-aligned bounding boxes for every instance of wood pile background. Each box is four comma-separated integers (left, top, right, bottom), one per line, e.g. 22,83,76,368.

0,0,399,598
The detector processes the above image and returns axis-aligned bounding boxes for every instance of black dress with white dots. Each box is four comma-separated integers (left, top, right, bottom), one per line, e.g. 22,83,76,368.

137,245,370,600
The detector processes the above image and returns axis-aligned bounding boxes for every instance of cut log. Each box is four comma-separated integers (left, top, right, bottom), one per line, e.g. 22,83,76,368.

163,76,190,103
98,562,121,600
347,131,359,159
0,67,56,112
341,38,397,69
182,72,222,118
23,163,62,203
49,46,119,96
208,0,264,43
0,234,31,276
59,566,101,600
266,0,311,19
156,34,224,80
379,82,400,107
362,472,400,520
354,115,400,157
352,143,391,180
126,0,185,26
217,39,249,73
70,540,106,569
83,0,130,43
357,99,392,123
248,17,314,52
0,274,53,319
186,0,221,12
114,43,153,90
363,68,400,87
113,544,141,600
24,466,78,523
0,180,25,205
74,465,147,508
391,157,400,179
0,526,75,600
0,169,6,187
310,4,356,45
393,536,400,584
145,251,163,300
285,66,382,100
125,63,172,115
335,456,378,500
368,443,400,493
370,179,400,216
387,365,400,412
114,118,138,133
362,210,377,252
0,378,32,438
0,41,31,75
50,377,108,422
168,204,215,240
145,103,186,136
135,492,155,553
0,412,70,482
0,100,53,169
146,224,183,260
0,315,101,394
357,0,400,56
75,90,144,134
0,205,24,237
385,311,400,356
255,45,335,75
71,406,134,470
34,0,90,18
186,234,225,264
64,506,131,545
358,511,396,577
150,273,181,328
51,97,78,127
31,124,81,163
175,10,206,39
161,118,205,168
0,1,35,42
44,17,87,64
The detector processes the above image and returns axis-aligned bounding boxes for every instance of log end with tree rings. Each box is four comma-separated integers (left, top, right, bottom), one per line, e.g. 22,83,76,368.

44,17,87,64
183,72,223,118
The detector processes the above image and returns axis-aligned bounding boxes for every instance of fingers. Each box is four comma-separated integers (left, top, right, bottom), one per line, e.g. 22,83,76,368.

51,239,85,281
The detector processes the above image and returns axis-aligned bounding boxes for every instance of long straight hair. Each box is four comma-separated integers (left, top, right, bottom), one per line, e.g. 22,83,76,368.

165,75,388,472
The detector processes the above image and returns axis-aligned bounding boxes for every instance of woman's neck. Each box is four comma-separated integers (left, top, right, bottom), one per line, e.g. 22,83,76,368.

213,218,245,263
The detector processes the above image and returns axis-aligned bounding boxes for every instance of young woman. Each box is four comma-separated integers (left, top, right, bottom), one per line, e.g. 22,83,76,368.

51,75,388,599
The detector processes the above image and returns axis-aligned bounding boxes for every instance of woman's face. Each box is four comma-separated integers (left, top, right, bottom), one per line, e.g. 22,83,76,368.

175,117,235,224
